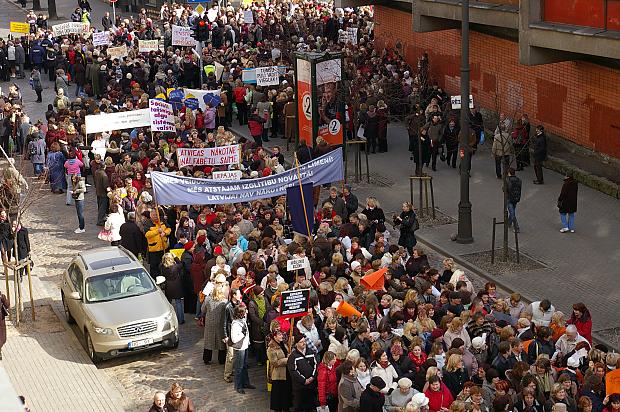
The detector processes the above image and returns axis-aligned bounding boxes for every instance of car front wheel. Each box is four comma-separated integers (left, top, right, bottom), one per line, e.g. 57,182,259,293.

85,331,103,364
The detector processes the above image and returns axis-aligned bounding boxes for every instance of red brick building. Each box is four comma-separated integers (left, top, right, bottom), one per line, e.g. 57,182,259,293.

362,0,620,160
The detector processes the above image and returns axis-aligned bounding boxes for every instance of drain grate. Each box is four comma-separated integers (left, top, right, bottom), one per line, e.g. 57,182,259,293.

368,173,395,187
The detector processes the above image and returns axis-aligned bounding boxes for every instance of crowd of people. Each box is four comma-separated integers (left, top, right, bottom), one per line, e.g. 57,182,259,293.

0,1,596,411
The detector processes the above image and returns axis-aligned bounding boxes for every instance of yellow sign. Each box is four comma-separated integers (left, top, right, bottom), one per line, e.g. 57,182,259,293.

194,4,205,15
10,22,30,34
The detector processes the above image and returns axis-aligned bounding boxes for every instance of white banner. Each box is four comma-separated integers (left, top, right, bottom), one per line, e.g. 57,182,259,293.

243,10,254,24
177,145,241,168
92,31,110,46
52,22,90,37
139,39,160,53
316,59,342,86
85,109,151,134
212,170,242,181
183,88,222,111
451,94,474,109
107,45,128,59
149,99,175,132
255,66,280,86
172,25,195,47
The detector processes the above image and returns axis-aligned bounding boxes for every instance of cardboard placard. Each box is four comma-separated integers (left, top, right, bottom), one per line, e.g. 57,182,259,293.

52,22,90,37
255,66,280,87
243,10,254,24
10,22,30,34
177,145,241,167
279,289,310,319
92,31,110,46
287,257,308,272
451,95,474,110
212,170,242,180
139,39,160,53
172,24,195,47
149,99,175,132
107,45,128,59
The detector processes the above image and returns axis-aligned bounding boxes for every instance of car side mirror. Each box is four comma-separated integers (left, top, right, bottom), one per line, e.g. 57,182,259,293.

69,291,82,300
155,276,166,286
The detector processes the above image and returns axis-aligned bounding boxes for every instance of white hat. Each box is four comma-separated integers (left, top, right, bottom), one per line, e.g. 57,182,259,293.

351,261,361,271
472,336,485,349
410,393,430,408
237,267,246,276
398,377,412,388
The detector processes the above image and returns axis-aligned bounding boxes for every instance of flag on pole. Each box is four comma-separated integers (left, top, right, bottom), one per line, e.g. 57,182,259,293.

286,183,314,237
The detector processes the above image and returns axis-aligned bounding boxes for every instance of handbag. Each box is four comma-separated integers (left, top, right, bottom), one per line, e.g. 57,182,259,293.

97,228,114,242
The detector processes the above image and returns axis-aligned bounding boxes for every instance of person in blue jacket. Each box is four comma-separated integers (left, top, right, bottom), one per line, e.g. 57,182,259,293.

29,41,45,72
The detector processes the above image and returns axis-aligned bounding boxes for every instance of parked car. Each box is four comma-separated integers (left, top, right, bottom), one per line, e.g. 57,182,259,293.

61,246,179,363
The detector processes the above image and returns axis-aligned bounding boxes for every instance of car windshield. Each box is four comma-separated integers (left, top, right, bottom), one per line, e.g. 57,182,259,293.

85,268,156,303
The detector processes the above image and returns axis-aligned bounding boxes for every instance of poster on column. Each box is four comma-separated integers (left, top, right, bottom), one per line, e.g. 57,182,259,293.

176,145,241,168
150,148,344,205
296,58,312,145
92,31,110,46
172,25,195,46
149,99,176,132
255,66,280,86
316,58,344,146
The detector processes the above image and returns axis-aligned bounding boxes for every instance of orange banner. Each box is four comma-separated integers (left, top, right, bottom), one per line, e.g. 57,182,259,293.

296,58,313,145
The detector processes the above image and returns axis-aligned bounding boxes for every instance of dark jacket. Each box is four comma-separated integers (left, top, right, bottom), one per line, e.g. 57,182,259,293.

350,336,372,361
12,227,30,261
223,300,237,340
287,347,318,389
558,177,578,214
532,131,547,162
162,263,184,300
247,296,270,342
296,143,313,165
506,175,522,204
119,221,146,258
443,368,469,398
359,386,385,412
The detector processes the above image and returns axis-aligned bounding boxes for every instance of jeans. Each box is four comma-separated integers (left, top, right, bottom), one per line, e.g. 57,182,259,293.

75,84,84,97
171,298,185,323
96,195,109,226
75,200,85,230
66,175,74,205
507,201,518,230
233,348,250,390
560,213,575,230
33,163,44,176
195,294,202,317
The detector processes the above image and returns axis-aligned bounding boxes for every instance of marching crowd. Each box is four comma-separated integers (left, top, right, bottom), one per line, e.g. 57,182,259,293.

0,1,594,412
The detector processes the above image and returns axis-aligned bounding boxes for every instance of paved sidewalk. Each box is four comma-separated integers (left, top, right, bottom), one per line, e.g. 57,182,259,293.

233,121,620,349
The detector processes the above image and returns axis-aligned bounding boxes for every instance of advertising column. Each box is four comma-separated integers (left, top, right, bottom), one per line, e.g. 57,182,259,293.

315,57,344,147
296,58,313,146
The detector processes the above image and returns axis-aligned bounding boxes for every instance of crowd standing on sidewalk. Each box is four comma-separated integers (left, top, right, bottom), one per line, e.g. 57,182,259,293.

0,1,598,411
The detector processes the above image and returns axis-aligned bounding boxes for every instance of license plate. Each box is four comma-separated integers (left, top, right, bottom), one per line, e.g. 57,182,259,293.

128,338,154,349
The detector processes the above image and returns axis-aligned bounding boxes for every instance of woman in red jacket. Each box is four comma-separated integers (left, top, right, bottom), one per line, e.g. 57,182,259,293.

317,351,339,411
568,302,592,343
424,375,454,412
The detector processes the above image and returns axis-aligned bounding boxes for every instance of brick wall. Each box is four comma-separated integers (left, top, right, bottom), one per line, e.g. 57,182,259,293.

373,6,620,159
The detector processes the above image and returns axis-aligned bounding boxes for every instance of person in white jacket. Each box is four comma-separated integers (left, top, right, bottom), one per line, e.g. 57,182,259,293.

104,207,125,246
230,305,253,394
370,349,399,394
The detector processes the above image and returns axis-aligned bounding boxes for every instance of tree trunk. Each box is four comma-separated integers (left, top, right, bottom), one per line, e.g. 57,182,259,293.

32,0,41,10
48,0,58,20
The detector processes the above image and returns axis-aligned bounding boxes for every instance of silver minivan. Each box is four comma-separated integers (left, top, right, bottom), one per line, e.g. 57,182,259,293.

61,246,179,363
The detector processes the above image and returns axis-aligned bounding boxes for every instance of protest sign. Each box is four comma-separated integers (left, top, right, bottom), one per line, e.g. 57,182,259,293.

242,66,287,84
107,45,128,59
139,39,160,53
287,257,309,272
177,145,241,168
212,170,243,181
316,58,342,86
92,31,110,46
279,289,310,319
52,22,90,37
151,147,344,205
10,22,29,34
172,25,195,47
255,66,280,86
149,99,175,132
243,10,254,24
451,94,474,109
183,88,222,111
85,109,151,134
207,8,218,22
607,369,620,396
347,27,358,45
214,62,225,81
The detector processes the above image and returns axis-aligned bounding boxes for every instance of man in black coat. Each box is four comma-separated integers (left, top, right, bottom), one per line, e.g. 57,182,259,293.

287,335,317,412
360,376,386,412
532,125,547,184
506,168,522,233
119,212,147,258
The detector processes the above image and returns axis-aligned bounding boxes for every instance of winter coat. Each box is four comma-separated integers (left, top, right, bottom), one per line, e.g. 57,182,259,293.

443,368,469,398
492,128,514,157
506,175,522,204
338,374,362,412
145,223,171,252
370,363,398,393
267,340,289,381
532,132,547,161
28,137,46,164
359,386,385,412
247,296,270,342
425,383,454,412
558,177,578,214
287,347,318,389
396,210,417,251
201,297,227,350
189,252,208,295
104,212,125,241
119,221,147,258
318,362,338,406
327,335,349,360
162,263,184,300
74,62,86,86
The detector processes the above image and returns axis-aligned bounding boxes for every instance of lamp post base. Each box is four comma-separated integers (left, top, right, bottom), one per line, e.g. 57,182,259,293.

456,200,474,244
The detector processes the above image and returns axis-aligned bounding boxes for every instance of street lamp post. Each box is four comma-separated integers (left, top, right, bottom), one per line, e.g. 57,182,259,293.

456,0,473,244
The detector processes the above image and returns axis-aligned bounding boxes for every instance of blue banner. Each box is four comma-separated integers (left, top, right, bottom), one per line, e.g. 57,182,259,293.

151,148,344,205
287,183,314,237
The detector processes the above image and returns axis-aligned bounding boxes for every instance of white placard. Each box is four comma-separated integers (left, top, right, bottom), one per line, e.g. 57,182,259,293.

243,10,254,24
287,257,309,271
255,66,280,86
316,59,342,86
347,27,358,45
207,8,218,22
177,145,241,168
139,39,160,53
92,31,110,46
172,25,195,47
183,88,222,111
450,95,474,110
52,22,90,37
107,45,128,59
214,61,224,81
85,109,151,134
212,170,242,180
149,99,176,132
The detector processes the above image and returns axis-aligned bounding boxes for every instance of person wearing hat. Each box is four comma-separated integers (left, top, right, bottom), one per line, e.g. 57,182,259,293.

359,376,387,412
385,377,419,411
287,334,318,411
247,285,271,367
